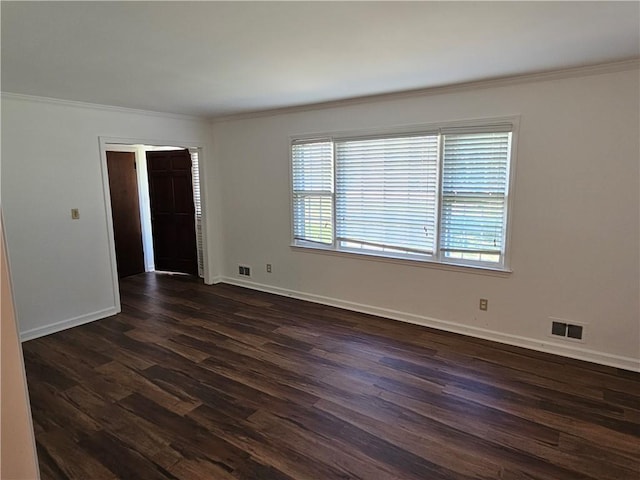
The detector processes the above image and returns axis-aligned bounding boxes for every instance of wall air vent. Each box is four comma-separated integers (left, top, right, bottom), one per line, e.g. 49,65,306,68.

550,317,585,342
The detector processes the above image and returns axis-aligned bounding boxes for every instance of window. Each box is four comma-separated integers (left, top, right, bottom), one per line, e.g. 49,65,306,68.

291,120,515,271
189,148,204,278
292,140,334,245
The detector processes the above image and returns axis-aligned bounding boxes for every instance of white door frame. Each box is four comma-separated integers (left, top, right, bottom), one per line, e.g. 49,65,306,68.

98,136,212,312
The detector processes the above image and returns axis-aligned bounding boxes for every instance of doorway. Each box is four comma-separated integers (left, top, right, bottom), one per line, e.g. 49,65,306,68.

103,142,205,284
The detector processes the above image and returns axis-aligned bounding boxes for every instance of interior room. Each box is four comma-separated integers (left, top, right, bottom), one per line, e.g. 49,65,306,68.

1,2,639,479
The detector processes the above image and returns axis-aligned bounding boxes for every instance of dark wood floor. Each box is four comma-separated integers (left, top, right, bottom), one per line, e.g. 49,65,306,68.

23,273,640,480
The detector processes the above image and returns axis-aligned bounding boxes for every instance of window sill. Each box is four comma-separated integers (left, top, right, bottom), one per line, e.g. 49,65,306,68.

290,243,512,278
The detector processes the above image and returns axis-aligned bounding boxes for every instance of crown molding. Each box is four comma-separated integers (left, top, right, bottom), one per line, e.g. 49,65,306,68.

2,58,637,124
211,57,640,123
0,92,210,123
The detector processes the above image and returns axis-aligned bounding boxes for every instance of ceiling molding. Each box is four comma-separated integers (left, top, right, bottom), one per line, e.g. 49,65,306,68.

211,58,640,123
0,92,210,123
2,58,637,123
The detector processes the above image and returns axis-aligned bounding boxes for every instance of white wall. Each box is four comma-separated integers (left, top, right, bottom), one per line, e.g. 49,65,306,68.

1,96,220,339
211,67,640,370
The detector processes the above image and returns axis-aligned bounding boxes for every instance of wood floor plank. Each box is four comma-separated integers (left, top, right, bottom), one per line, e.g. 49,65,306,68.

78,430,179,480
95,361,201,415
188,403,362,480
168,457,238,480
22,272,640,479
443,383,640,459
36,430,118,480
119,393,253,474
26,381,102,439
61,385,172,461
246,409,407,480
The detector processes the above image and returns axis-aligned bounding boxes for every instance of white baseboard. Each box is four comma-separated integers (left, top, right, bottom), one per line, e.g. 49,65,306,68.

20,306,120,342
220,277,640,372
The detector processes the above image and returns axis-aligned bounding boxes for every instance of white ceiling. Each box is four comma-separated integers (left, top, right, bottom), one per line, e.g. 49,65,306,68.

2,1,639,118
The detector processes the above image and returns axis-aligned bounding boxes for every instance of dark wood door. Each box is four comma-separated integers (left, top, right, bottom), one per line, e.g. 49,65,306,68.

106,151,146,278
146,149,198,275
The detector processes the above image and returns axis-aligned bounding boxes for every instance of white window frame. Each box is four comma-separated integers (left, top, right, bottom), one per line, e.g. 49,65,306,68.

289,116,519,274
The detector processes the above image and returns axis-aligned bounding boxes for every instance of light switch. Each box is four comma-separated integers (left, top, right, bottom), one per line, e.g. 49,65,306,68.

71,208,80,220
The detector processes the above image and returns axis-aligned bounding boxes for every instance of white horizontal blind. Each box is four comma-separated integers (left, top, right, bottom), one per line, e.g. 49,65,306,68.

440,132,511,263
292,140,333,244
190,149,204,278
335,135,439,255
